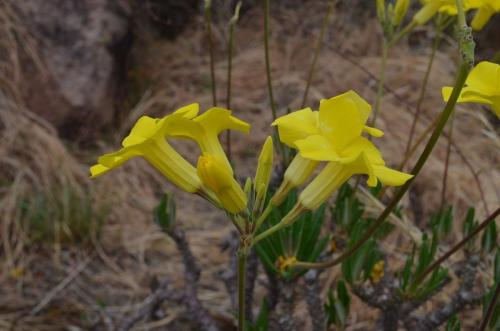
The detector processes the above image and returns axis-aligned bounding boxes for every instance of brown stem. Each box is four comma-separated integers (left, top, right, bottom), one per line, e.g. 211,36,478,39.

478,281,500,331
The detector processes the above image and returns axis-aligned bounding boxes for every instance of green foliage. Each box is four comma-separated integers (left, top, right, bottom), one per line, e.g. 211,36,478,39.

331,183,365,233
324,280,351,328
399,233,448,299
430,206,453,239
446,315,461,331
481,219,498,253
247,298,269,331
462,207,478,251
482,280,500,330
19,185,106,244
154,192,176,232
255,190,329,280
341,221,383,284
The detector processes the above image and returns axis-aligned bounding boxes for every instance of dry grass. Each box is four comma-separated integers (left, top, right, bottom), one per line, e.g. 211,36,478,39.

0,1,499,330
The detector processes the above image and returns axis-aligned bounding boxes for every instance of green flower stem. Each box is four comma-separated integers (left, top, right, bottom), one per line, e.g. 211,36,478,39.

252,202,274,233
237,245,248,331
369,39,389,128
413,207,500,286
264,0,276,121
226,2,242,162
440,112,454,209
404,27,442,159
301,0,335,108
294,61,473,270
204,0,217,107
252,203,305,245
479,280,500,331
388,20,417,48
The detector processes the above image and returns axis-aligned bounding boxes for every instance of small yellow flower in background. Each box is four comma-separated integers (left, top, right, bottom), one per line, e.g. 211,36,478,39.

254,136,274,208
197,155,247,214
471,0,500,30
90,104,202,193
168,107,250,174
277,255,297,272
330,239,338,252
370,260,385,283
413,0,481,25
10,267,24,279
442,61,500,118
273,90,412,211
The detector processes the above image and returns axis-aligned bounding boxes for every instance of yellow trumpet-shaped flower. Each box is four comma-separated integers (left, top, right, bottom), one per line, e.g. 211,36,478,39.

413,0,480,24
254,136,274,208
169,107,250,173
197,155,247,214
90,104,203,193
442,61,500,118
471,0,500,30
273,90,412,210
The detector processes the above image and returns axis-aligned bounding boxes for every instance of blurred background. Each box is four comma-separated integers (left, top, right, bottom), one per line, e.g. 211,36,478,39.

0,0,499,330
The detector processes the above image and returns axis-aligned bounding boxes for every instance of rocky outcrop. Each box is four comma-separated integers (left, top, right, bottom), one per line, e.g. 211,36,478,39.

12,0,132,139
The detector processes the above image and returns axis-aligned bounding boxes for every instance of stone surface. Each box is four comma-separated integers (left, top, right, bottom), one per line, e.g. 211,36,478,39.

12,0,132,138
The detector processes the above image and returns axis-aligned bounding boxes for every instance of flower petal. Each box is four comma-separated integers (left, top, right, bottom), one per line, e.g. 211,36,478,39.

272,108,320,147
98,148,139,168
174,103,200,119
122,116,158,147
90,164,111,178
340,137,385,166
466,61,500,95
373,165,413,186
363,125,384,137
295,135,340,161
194,107,250,135
319,92,366,151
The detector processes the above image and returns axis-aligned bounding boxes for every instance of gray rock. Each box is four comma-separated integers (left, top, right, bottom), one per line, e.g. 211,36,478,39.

12,0,131,138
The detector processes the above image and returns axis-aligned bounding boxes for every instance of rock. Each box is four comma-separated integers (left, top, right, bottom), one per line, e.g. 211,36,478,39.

12,0,132,139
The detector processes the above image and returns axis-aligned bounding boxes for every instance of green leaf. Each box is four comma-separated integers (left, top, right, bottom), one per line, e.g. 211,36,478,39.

481,220,497,253
154,193,176,232
446,315,461,331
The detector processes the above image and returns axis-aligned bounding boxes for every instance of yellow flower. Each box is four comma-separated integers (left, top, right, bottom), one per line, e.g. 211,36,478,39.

413,0,481,24
471,0,500,30
277,255,297,272
254,136,274,208
168,107,250,173
370,260,385,283
90,104,203,193
442,61,500,118
197,155,247,214
274,91,412,211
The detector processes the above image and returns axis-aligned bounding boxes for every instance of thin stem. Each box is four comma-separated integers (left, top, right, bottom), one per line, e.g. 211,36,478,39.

204,1,217,107
399,114,439,170
413,207,500,286
294,63,472,270
301,0,335,108
252,203,274,233
226,2,241,162
370,39,389,128
252,204,304,245
404,29,442,158
389,21,417,47
478,280,500,331
440,112,454,209
264,0,277,121
237,246,248,331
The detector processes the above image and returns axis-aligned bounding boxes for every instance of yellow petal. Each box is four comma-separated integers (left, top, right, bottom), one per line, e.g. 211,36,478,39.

295,135,340,161
340,137,385,166
373,165,414,186
98,149,138,168
122,116,158,147
363,125,384,138
319,92,365,151
466,61,500,95
195,107,250,135
174,103,200,119
443,86,494,105
90,164,112,178
272,108,320,147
